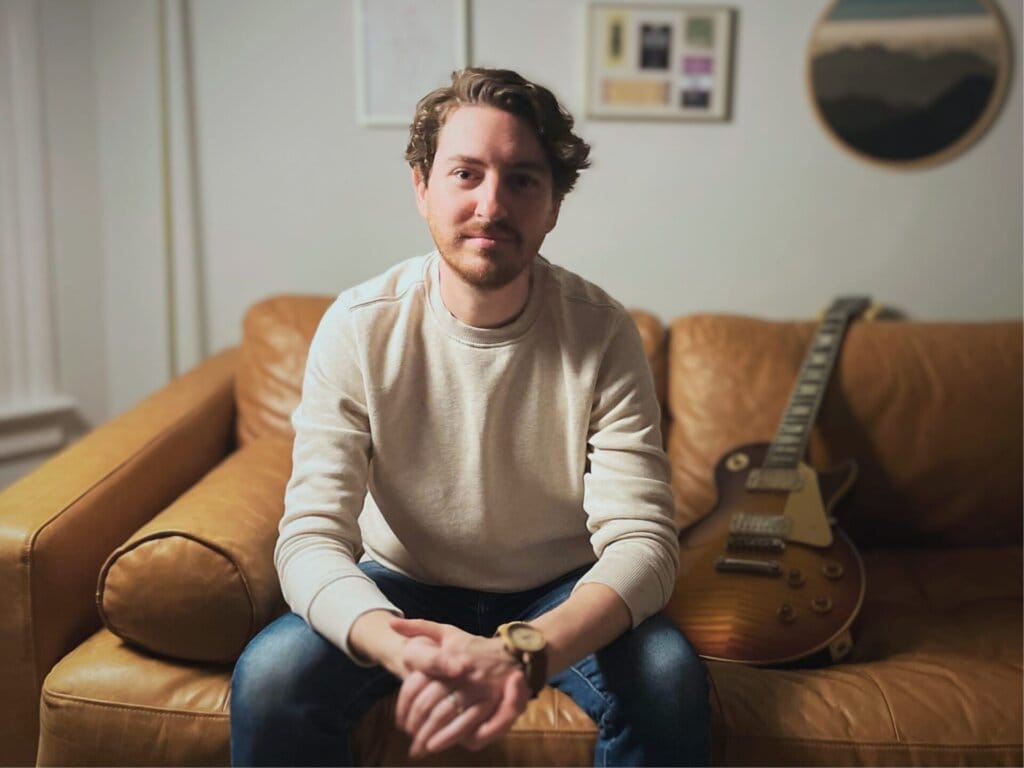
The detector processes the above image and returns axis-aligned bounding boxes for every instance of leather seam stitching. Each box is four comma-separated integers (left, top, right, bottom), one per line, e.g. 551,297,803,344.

42,690,228,720
847,666,902,741
729,737,1022,751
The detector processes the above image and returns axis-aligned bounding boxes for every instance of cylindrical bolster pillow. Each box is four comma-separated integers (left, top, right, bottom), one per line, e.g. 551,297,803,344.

97,436,292,662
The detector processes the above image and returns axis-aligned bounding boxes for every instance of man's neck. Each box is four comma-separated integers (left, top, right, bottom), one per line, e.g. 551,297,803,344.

438,260,532,329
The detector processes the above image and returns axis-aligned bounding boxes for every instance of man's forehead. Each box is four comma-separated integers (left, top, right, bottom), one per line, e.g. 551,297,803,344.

434,106,548,166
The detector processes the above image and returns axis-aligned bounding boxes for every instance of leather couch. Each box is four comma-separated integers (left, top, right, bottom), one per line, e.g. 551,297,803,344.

1,295,1020,766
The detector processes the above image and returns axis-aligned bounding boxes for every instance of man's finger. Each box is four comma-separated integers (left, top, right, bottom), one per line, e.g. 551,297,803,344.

394,670,430,728
472,670,529,745
403,679,450,736
424,699,493,754
409,689,468,758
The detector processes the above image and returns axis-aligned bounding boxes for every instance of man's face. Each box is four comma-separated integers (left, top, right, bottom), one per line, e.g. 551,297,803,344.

414,105,560,291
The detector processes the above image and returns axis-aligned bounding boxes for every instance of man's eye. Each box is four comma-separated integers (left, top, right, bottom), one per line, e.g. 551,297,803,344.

511,174,539,189
453,169,473,181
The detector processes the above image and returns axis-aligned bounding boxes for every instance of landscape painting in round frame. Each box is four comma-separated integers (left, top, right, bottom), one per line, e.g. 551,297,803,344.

808,0,1011,167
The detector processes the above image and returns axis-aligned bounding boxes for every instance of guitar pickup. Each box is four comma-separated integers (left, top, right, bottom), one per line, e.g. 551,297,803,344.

730,512,790,538
746,468,803,492
727,534,786,553
714,557,782,576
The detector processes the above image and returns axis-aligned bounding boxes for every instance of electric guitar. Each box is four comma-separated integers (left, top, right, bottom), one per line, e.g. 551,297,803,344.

668,297,871,666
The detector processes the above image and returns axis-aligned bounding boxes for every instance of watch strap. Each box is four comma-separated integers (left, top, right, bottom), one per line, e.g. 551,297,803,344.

521,648,548,699
495,623,548,699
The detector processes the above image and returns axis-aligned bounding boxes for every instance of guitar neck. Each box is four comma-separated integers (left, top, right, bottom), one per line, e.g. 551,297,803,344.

762,309,859,470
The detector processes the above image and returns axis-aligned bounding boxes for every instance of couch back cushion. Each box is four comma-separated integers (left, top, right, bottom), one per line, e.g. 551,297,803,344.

236,295,334,445
666,315,1022,548
236,295,669,446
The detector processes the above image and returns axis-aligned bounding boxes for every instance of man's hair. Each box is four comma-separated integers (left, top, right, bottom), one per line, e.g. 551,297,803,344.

405,68,591,201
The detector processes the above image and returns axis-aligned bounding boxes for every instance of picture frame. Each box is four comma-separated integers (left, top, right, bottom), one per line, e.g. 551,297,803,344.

354,0,469,126
585,3,735,121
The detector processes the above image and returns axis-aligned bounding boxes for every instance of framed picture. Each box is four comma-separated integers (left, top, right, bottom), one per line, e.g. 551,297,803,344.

354,0,469,126
586,3,735,121
807,0,1012,168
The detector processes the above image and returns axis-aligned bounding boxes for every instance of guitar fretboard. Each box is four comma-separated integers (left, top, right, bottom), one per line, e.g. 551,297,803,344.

761,306,862,470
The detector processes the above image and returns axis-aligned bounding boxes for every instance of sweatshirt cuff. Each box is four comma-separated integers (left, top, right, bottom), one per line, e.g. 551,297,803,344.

307,576,404,666
572,551,670,628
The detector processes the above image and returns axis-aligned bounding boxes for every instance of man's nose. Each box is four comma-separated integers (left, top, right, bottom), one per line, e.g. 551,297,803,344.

474,175,508,221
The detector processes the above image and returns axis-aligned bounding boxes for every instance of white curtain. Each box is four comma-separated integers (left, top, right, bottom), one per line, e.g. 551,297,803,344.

0,0,71,459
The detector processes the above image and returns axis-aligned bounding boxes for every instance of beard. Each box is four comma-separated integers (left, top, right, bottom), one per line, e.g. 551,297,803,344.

435,223,534,290
439,247,529,289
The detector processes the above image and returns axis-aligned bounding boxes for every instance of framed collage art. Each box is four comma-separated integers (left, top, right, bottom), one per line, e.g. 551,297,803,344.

586,4,735,121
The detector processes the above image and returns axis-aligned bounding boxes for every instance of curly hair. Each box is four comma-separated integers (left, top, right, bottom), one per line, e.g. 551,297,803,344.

405,68,591,201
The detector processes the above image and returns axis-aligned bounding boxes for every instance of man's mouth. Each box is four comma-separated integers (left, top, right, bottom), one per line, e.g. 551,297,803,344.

461,228,518,245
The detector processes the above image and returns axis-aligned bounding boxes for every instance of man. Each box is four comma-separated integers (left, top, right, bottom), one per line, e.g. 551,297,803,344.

231,68,710,766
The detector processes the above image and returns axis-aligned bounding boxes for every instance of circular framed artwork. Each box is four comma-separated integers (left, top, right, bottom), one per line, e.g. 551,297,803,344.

807,0,1013,168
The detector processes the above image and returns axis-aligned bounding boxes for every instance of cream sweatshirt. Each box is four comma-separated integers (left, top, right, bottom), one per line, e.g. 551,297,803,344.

276,252,679,662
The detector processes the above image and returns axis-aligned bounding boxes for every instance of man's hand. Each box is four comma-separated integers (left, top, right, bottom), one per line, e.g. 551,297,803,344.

393,618,516,683
390,618,530,756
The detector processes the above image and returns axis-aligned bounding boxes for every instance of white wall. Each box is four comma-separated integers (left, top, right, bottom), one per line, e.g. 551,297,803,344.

4,0,1021,489
188,0,1023,357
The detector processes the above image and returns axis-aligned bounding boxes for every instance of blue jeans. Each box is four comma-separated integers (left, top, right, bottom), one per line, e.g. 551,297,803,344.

231,562,710,767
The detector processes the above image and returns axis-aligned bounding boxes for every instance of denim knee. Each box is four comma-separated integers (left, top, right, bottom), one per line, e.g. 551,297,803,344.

603,615,710,724
231,613,332,723
637,618,708,702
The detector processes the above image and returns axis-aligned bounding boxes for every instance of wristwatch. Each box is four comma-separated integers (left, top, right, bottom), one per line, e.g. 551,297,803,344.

495,621,548,698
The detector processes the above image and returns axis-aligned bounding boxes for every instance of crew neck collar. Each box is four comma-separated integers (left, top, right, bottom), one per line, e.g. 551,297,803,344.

425,251,547,346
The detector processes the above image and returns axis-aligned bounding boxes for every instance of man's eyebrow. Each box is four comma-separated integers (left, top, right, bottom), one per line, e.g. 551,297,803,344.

444,154,548,172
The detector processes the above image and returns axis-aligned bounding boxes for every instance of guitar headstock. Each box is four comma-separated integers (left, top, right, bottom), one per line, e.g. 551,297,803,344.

825,296,873,320
818,297,904,322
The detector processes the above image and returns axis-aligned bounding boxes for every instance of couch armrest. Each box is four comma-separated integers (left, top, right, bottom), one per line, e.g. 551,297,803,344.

0,348,240,767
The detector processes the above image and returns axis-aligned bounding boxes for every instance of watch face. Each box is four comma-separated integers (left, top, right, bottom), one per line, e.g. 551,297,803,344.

509,623,545,652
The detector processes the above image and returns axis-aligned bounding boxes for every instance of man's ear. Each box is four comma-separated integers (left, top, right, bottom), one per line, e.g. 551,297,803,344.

546,197,562,233
412,167,428,219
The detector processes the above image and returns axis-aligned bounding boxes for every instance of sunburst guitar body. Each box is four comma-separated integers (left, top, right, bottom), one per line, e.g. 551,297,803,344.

669,443,864,665
668,296,872,666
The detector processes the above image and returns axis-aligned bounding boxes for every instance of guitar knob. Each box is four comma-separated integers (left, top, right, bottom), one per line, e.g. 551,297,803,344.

725,452,749,472
787,568,805,587
822,560,844,580
777,602,797,624
811,596,833,614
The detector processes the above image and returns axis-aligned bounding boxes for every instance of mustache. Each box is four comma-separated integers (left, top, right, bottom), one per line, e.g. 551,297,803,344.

460,222,519,241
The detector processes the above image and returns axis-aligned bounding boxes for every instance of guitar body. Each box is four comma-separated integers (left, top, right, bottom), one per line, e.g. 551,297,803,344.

669,442,866,666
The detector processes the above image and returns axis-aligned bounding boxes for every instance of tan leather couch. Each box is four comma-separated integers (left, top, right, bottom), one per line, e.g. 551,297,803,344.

1,295,1021,766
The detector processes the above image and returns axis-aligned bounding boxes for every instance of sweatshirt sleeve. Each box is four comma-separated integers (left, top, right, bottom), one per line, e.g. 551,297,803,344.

274,298,402,663
574,309,680,627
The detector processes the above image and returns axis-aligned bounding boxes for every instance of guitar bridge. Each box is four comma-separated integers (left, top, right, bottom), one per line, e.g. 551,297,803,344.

727,534,786,553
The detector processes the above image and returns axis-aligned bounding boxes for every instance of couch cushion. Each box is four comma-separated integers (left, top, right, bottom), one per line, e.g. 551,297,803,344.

38,628,599,767
236,295,334,446
666,315,1023,546
47,547,1021,766
97,437,292,662
38,629,232,767
708,545,1022,766
630,309,667,408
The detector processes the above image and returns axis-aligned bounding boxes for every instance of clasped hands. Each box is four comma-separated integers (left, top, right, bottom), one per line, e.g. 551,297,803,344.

389,617,530,758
